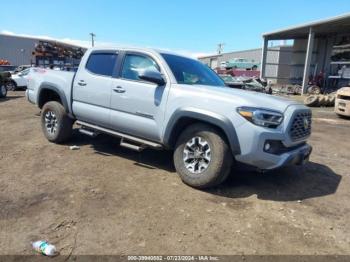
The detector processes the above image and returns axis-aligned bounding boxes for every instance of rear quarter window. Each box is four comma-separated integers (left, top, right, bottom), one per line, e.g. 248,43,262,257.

86,52,117,77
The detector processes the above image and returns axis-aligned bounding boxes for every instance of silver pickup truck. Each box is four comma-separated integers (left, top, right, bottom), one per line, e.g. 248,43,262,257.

26,47,312,189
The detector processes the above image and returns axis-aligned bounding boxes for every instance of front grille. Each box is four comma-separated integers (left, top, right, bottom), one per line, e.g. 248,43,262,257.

338,95,350,101
289,111,312,141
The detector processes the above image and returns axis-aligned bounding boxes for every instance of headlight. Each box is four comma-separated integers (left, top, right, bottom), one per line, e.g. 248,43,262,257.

237,107,283,128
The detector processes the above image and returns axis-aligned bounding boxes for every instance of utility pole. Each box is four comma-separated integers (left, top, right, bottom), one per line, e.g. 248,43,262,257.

217,43,225,54
90,33,96,47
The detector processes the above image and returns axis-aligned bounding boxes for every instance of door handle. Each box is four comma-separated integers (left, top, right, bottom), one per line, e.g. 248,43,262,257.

78,80,87,86
113,86,126,93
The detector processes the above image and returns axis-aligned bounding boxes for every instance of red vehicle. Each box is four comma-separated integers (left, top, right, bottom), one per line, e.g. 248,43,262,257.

216,68,260,78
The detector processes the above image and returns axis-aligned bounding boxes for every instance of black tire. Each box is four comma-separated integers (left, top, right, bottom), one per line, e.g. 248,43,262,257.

41,101,73,143
307,85,321,95
318,95,326,107
173,123,233,189
6,80,17,91
293,85,302,95
325,95,333,107
329,95,335,106
0,85,7,98
304,95,319,107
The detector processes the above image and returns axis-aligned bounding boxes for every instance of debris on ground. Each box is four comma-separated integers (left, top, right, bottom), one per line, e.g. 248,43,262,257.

304,93,336,107
32,240,57,256
69,145,80,150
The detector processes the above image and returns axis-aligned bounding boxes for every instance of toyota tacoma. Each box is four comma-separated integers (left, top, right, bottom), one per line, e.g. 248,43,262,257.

26,47,312,188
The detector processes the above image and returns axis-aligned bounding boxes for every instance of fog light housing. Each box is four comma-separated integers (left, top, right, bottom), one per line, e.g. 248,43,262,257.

264,142,271,151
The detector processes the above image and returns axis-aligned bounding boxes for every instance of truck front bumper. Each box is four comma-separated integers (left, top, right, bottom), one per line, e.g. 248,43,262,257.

235,142,312,170
234,119,312,170
274,143,312,168
335,98,350,117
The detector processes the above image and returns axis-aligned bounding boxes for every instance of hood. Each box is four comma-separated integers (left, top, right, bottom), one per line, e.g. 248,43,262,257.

11,74,21,80
186,84,302,113
337,87,350,95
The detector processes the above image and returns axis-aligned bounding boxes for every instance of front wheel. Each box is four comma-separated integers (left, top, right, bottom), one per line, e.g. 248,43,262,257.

0,85,7,98
173,123,233,189
41,101,73,143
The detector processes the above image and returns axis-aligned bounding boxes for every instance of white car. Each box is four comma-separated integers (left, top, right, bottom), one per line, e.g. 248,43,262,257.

7,68,31,90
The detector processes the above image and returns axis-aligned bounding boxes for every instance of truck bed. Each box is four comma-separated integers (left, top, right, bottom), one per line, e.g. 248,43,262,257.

27,68,75,112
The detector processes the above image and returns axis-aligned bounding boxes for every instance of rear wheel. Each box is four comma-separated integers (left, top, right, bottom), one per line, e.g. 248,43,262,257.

41,101,73,143
173,123,233,189
6,80,17,91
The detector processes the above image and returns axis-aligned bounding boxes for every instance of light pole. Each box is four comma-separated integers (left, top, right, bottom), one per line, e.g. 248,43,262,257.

217,43,225,54
90,33,96,47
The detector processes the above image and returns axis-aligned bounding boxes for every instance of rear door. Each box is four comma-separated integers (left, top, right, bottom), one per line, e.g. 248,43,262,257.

109,52,169,141
72,51,118,127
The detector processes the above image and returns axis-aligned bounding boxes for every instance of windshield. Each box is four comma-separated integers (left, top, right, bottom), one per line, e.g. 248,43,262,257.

161,53,225,87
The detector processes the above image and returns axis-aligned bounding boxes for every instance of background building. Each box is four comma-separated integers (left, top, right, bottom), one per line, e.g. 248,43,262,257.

0,33,86,67
199,48,261,69
261,13,350,93
198,46,293,83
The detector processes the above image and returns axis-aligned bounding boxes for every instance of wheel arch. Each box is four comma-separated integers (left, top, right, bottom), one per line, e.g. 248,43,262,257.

38,82,68,112
163,108,241,156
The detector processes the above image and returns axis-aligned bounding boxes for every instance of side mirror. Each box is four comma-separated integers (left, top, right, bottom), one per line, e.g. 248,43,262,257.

138,69,166,86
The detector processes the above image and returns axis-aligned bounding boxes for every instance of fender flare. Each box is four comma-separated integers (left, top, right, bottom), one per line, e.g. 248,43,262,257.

163,108,241,156
38,82,69,112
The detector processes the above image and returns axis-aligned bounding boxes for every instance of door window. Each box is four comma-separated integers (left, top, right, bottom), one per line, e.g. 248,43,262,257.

121,54,160,81
86,52,117,77
19,69,30,76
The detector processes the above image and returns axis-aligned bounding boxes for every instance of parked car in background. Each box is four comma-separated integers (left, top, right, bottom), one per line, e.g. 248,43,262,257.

0,65,17,74
226,58,259,70
26,47,312,189
0,72,11,98
335,87,350,117
219,74,269,93
7,68,32,90
13,65,32,74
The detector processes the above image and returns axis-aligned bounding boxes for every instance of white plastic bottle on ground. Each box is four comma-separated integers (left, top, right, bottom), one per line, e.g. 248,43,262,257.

32,240,57,256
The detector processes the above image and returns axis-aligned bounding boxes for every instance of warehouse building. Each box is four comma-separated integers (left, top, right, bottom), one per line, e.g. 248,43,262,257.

261,13,350,94
199,46,293,83
0,33,86,68
199,48,262,69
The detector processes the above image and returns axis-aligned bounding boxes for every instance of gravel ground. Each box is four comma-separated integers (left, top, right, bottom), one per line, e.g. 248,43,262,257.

0,91,349,256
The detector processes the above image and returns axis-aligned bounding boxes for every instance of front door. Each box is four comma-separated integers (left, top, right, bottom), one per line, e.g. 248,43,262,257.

109,52,169,142
72,51,118,128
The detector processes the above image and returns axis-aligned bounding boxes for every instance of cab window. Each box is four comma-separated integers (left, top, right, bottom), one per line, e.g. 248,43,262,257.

121,54,160,81
86,52,117,77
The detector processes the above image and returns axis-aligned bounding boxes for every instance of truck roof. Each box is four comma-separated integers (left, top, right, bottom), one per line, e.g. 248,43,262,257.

88,46,195,60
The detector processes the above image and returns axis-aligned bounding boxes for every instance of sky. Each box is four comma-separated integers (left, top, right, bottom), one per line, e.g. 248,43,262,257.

1,0,350,57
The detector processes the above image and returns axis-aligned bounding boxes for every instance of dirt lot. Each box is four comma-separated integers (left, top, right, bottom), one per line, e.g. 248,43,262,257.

1,91,350,256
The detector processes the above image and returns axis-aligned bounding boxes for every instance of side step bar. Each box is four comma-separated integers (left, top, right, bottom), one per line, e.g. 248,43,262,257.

79,128,98,137
120,138,145,152
76,120,163,150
